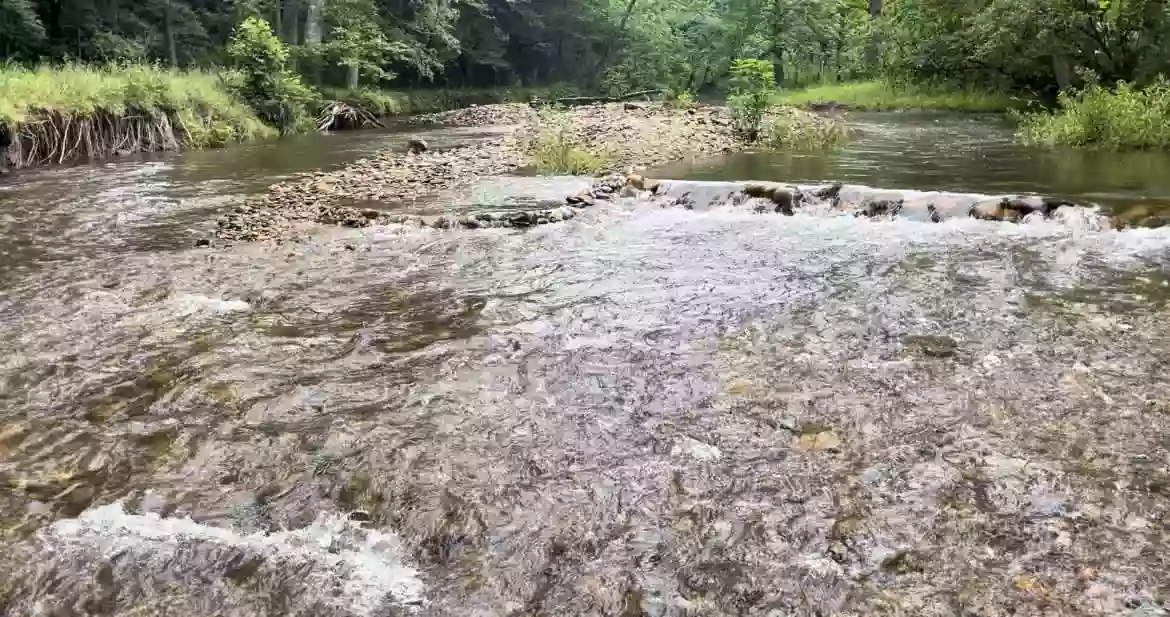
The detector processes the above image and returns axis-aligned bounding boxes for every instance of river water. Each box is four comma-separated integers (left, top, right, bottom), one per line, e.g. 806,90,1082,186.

2,113,1170,616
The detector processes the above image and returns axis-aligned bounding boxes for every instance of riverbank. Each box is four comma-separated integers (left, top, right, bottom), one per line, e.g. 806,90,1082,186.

774,81,1016,112
0,64,578,172
1016,80,1170,150
212,102,741,242
0,65,274,171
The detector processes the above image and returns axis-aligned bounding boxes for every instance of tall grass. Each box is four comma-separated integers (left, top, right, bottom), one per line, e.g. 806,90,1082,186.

763,107,849,151
525,107,607,175
772,80,1015,112
1016,80,1170,150
0,64,273,147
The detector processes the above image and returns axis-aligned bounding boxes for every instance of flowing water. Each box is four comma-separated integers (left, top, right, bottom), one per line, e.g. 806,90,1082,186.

2,113,1170,617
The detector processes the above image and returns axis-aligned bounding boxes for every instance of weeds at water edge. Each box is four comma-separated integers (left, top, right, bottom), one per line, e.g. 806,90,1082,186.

525,107,607,176
1015,79,1170,150
773,80,1015,112
763,107,849,151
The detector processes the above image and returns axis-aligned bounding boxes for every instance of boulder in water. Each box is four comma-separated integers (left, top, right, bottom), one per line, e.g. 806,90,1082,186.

407,139,428,154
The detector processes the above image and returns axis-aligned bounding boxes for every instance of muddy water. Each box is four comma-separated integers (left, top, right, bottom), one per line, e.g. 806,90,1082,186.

3,115,1170,616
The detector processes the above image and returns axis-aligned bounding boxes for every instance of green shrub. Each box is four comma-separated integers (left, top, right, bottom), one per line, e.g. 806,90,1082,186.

225,16,319,132
763,107,849,151
728,59,776,140
665,89,697,109
526,107,607,175
1016,79,1170,149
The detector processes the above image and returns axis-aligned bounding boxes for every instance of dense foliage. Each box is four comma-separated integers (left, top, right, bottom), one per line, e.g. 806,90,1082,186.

3,0,1170,150
2,0,1164,96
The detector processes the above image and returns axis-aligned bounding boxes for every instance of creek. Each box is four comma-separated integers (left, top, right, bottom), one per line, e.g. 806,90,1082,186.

2,112,1169,616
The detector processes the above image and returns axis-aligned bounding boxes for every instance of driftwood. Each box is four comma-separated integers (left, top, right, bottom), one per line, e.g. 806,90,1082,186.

317,101,385,132
531,89,663,107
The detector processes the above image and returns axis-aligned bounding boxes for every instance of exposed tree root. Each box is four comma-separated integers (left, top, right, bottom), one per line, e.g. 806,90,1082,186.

1,110,182,171
316,101,384,132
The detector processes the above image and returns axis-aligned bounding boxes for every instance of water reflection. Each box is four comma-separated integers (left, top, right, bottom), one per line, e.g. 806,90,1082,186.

649,111,1170,212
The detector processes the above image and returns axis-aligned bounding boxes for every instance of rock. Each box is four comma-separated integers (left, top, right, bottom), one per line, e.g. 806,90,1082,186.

626,174,646,190
771,189,798,215
195,238,211,248
671,436,722,462
407,138,428,154
795,429,843,452
970,197,1008,221
623,102,646,111
857,197,903,217
904,334,958,358
744,185,776,200
566,192,595,207
619,185,638,198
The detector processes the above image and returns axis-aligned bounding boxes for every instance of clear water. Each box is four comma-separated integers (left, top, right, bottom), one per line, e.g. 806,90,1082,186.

2,114,1169,616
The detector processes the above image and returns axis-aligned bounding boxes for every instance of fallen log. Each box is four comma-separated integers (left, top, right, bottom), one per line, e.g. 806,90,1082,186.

530,89,663,107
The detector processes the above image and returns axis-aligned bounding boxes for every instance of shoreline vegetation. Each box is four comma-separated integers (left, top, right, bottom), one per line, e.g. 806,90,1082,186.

772,81,1017,113
0,64,274,169
1,0,1169,172
0,64,576,171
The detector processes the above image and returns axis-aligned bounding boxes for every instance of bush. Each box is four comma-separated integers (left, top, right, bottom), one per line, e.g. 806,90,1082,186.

526,107,607,175
665,89,697,109
727,59,776,141
1015,79,1170,149
225,16,319,133
763,107,849,151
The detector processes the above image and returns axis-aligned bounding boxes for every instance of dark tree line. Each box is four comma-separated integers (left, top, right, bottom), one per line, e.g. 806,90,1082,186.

3,0,1170,94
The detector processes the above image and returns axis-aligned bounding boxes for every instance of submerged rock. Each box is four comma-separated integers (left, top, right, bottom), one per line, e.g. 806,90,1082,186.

407,138,428,154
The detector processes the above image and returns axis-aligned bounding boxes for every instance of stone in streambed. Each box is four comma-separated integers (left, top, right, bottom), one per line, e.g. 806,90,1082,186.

566,192,595,207
856,197,903,218
407,138,428,154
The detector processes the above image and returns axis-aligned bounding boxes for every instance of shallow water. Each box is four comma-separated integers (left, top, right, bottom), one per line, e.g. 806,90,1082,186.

650,112,1170,215
2,114,1170,616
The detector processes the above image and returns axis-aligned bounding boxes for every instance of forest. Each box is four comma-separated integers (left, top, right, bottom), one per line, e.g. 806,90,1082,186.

2,0,1170,164
2,0,1169,97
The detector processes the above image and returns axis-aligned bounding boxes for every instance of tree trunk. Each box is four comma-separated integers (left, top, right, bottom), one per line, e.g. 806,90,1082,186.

346,64,360,89
282,0,301,44
1052,55,1072,92
164,0,178,67
304,0,325,45
866,0,882,73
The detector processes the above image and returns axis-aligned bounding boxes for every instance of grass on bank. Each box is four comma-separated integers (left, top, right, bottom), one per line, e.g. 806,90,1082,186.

525,107,607,175
772,80,1015,112
763,107,849,150
0,64,274,147
1016,80,1170,150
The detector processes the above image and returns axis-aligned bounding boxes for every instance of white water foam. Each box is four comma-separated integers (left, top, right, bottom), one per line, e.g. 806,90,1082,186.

42,501,425,615
171,293,253,315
